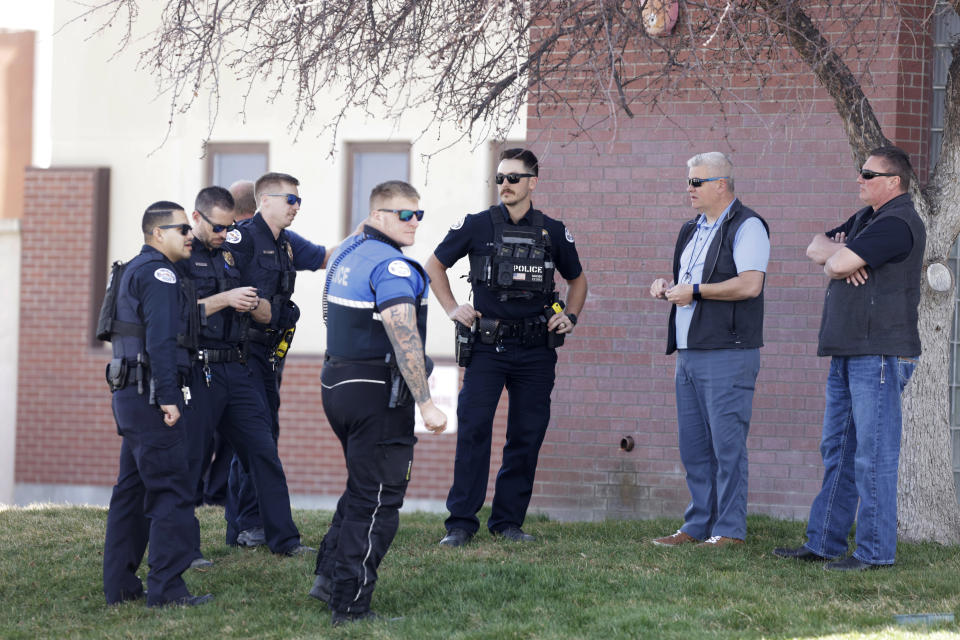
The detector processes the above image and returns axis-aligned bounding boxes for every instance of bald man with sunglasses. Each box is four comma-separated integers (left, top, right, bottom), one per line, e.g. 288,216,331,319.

649,151,770,550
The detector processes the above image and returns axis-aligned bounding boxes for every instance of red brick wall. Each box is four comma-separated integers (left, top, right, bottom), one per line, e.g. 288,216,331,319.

526,2,935,521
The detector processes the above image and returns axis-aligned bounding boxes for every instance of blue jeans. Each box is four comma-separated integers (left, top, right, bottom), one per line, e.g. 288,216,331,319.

675,348,760,541
804,355,916,565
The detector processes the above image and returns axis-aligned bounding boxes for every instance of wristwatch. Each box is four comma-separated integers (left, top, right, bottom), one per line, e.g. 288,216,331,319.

566,313,578,326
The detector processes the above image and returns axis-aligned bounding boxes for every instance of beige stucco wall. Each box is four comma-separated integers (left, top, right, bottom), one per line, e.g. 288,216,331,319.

49,0,525,358
0,218,20,505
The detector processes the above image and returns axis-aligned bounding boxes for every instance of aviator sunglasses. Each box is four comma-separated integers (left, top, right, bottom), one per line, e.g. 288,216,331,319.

196,209,237,234
266,193,303,206
377,208,425,222
157,223,192,236
495,172,535,185
687,176,730,188
859,169,897,180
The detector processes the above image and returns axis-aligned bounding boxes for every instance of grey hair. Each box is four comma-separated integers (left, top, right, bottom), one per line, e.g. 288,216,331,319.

687,152,735,192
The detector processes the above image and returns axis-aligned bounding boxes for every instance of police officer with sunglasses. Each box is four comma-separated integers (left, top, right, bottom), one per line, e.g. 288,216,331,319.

220,171,330,549
311,180,446,625
102,201,213,608
425,148,587,547
180,186,313,559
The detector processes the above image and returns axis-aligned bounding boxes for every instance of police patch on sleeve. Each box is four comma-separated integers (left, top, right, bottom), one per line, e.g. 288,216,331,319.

450,216,465,230
387,260,412,278
225,229,242,244
154,267,177,284
564,228,575,243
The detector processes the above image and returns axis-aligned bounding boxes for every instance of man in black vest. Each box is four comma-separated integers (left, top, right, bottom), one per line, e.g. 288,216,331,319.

774,146,925,571
426,148,587,547
649,152,770,549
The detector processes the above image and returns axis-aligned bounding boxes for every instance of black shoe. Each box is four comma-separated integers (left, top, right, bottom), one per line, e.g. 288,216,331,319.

108,588,145,605
282,543,317,557
331,610,403,626
147,593,214,608
772,546,833,562
309,575,331,604
439,528,473,547
189,557,214,569
825,556,884,572
237,527,267,547
495,526,536,542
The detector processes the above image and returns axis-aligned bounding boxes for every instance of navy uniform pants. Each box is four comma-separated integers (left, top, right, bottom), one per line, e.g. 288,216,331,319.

199,431,232,505
187,360,301,554
103,387,195,607
445,340,557,535
314,360,417,615
226,345,280,536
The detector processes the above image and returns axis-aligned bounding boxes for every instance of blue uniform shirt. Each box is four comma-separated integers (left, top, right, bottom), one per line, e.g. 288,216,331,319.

113,245,186,405
675,202,770,349
226,213,327,331
325,227,429,360
433,204,583,321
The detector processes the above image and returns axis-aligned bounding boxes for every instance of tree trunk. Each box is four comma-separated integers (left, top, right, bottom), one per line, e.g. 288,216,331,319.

898,282,960,542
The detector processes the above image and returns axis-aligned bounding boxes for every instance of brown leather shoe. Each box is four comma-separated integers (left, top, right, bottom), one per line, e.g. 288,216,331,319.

652,530,700,547
696,536,744,548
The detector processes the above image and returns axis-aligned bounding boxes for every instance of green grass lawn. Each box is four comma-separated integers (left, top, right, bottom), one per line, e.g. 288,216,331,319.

1,507,958,639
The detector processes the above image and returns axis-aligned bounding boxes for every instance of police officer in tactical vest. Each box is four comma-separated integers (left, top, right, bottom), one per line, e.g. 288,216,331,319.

426,148,588,546
101,202,213,608
311,180,447,625
222,171,329,548
182,186,312,559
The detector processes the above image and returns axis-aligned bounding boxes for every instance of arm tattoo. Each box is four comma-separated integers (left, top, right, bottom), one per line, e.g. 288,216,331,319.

381,303,431,404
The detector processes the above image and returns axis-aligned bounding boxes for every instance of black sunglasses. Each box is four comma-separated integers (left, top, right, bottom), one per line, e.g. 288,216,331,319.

157,223,192,236
495,173,535,185
377,208,425,222
859,169,897,180
687,176,729,188
266,193,302,206
196,209,236,234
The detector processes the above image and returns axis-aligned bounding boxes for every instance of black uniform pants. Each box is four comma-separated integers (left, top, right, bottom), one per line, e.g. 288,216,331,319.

315,360,417,615
445,340,557,535
188,360,301,554
103,388,195,607
226,344,280,536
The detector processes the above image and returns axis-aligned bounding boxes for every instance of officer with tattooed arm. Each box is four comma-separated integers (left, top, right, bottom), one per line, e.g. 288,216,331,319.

310,180,446,626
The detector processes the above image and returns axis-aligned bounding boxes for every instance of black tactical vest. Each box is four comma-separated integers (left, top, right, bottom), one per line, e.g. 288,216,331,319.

468,206,555,302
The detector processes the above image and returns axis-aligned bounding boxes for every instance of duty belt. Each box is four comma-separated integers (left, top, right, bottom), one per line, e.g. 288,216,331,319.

196,347,242,363
323,354,392,367
246,327,277,345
